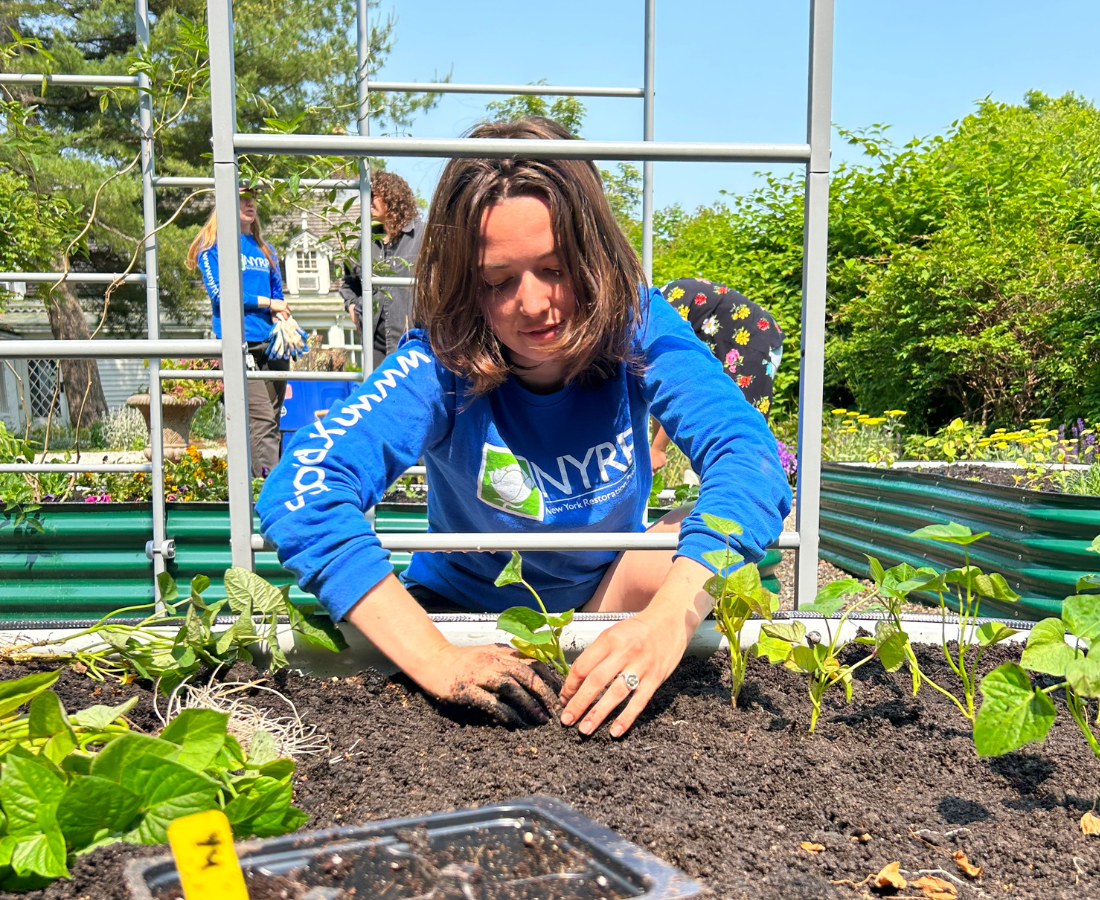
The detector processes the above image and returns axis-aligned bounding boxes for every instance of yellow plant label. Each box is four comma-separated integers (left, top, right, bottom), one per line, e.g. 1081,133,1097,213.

167,809,249,900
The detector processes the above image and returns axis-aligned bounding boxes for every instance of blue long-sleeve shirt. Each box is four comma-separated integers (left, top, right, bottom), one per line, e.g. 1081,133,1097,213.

196,233,283,342
257,287,791,620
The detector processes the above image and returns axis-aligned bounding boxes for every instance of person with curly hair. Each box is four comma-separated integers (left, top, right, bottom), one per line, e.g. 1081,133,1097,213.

339,170,424,367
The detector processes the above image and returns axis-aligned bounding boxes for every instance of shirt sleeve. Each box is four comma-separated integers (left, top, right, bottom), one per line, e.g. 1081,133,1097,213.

637,288,791,568
268,247,284,302
197,245,220,304
255,334,456,620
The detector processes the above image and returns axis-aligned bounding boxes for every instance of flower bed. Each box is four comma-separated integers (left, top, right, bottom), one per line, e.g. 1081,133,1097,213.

0,641,1096,900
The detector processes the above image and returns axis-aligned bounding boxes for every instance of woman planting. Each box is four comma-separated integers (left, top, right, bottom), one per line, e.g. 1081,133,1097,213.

258,118,790,736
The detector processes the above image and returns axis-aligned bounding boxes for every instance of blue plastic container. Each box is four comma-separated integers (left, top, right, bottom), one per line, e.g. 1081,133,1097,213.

280,378,358,451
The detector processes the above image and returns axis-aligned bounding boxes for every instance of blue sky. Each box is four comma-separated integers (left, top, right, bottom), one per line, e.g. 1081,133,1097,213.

367,0,1100,213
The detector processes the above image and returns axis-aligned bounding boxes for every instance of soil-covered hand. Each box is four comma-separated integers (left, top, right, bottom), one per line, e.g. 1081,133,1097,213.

559,609,689,738
419,644,562,728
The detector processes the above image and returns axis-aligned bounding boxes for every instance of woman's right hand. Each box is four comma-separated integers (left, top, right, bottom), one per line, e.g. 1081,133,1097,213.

269,298,289,315
416,643,561,728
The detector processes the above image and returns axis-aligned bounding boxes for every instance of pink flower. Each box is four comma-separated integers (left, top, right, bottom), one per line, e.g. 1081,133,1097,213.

725,348,742,371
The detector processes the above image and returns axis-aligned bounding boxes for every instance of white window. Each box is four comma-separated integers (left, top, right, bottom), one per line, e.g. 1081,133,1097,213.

297,250,319,292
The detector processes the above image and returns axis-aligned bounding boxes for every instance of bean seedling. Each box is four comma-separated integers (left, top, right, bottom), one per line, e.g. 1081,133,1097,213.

700,513,778,706
0,671,306,889
754,579,908,732
896,523,1020,720
494,551,572,676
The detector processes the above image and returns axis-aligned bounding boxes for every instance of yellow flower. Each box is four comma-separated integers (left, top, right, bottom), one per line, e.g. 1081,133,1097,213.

732,304,750,320
864,417,887,425
734,328,750,345
1029,418,1051,425
884,410,907,417
668,287,685,301
842,419,855,426
677,306,689,320
756,397,770,414
831,409,848,416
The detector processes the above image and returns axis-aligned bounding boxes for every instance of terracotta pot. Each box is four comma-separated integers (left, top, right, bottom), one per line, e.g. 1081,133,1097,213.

126,394,206,462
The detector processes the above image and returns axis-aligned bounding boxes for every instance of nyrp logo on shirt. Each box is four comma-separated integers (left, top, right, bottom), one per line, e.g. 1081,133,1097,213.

475,430,636,522
477,445,544,521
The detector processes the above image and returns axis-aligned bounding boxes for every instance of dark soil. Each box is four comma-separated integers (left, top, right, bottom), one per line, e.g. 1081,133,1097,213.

2,643,1099,900
904,463,1070,493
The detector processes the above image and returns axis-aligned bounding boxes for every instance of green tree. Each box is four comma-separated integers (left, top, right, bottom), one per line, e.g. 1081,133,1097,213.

652,91,1100,428
0,0,439,426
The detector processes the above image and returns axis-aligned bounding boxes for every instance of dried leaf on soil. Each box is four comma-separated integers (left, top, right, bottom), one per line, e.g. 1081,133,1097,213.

912,875,958,899
1081,811,1100,836
800,841,826,853
873,861,907,891
953,849,982,878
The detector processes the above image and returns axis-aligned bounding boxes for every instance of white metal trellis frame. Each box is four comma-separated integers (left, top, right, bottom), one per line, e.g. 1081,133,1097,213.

0,0,833,610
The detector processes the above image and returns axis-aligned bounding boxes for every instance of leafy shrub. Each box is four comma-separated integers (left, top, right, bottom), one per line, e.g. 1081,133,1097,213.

100,405,147,452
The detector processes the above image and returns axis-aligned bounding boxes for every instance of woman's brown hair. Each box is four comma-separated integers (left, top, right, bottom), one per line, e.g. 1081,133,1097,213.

371,170,418,241
413,116,646,396
185,207,278,272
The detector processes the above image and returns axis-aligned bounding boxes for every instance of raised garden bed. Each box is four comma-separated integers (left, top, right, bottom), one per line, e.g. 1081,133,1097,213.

820,462,1100,620
0,502,781,622
1,639,1096,900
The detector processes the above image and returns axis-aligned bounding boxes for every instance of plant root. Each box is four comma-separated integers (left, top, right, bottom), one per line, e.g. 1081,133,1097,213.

166,679,328,759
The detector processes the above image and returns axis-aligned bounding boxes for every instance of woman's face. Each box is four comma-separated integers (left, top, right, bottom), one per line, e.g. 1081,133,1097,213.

370,192,388,223
239,194,257,230
479,195,576,390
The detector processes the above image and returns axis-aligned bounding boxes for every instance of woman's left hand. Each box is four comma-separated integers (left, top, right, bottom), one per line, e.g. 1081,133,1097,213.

558,606,691,738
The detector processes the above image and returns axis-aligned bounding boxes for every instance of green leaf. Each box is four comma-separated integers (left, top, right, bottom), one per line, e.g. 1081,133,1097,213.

1063,594,1100,648
0,672,60,719
867,555,886,586
1090,535,1100,555
752,635,794,664
496,606,548,640
1020,618,1075,677
224,776,294,839
190,574,211,600
72,696,140,732
545,609,574,629
702,547,744,571
973,663,1056,757
28,691,72,741
215,600,255,655
0,749,66,835
1065,654,1100,698
224,567,285,615
973,573,1020,603
159,710,228,772
495,550,524,587
10,809,67,880
726,563,765,596
895,568,948,594
287,606,348,653
157,572,179,606
246,731,280,768
790,644,820,673
56,777,141,848
91,733,177,784
701,513,743,537
761,621,807,644
704,573,727,602
910,522,989,545
1076,573,1100,593
876,630,909,673
809,578,863,614
122,757,221,844
976,621,1019,647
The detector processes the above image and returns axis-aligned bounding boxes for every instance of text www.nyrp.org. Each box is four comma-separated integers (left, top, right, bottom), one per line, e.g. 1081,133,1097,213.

544,477,631,516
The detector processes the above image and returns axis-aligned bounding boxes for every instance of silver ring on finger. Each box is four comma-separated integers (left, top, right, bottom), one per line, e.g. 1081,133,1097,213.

619,672,640,692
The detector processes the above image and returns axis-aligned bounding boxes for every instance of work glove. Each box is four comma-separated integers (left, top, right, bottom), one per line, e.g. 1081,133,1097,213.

267,315,309,360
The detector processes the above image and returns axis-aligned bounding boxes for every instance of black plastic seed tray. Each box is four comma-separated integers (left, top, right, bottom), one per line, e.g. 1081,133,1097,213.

125,795,703,900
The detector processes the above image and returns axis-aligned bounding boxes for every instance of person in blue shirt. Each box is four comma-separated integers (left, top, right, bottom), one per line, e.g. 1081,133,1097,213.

186,188,291,477
257,118,791,737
